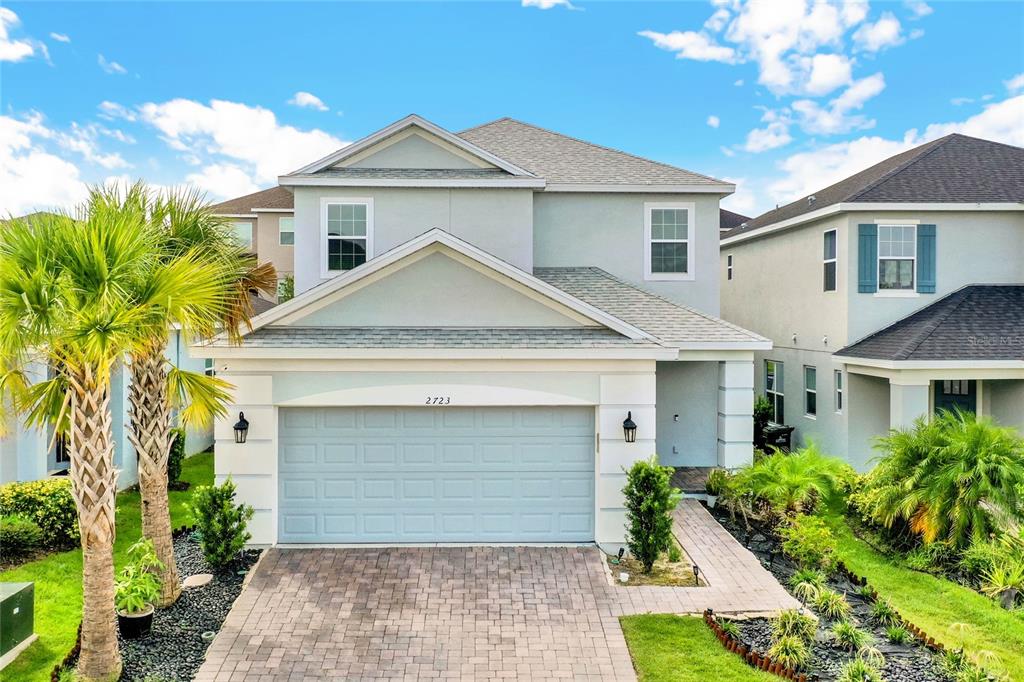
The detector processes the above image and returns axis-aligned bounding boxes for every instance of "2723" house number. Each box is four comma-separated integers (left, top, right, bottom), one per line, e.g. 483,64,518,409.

425,396,451,405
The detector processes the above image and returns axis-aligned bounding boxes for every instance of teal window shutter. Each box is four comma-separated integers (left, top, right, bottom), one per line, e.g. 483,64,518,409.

917,224,936,293
857,223,878,293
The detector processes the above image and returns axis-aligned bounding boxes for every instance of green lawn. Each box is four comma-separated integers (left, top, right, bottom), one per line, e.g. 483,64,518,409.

824,512,1024,681
0,453,214,682
620,614,775,682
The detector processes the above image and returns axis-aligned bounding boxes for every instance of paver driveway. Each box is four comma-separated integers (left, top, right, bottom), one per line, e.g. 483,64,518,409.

197,501,797,681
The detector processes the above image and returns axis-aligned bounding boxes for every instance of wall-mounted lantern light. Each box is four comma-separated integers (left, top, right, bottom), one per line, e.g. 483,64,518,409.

233,412,250,444
623,411,637,443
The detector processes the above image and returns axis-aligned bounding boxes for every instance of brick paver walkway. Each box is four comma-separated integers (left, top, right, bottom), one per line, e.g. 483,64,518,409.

197,500,797,680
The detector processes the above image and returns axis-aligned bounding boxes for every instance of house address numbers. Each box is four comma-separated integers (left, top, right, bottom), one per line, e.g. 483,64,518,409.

425,396,452,405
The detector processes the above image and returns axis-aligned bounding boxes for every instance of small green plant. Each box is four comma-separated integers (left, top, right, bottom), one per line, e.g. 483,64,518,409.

857,645,885,668
813,588,851,621
771,609,817,642
0,514,44,561
114,539,164,614
870,598,901,627
941,649,971,676
780,514,837,571
789,568,826,602
954,667,992,682
905,541,957,573
167,427,186,489
277,274,295,303
667,543,682,563
705,468,729,496
856,583,875,601
719,619,740,639
831,621,870,651
768,635,809,669
885,625,911,644
980,560,1024,609
837,657,883,682
190,477,255,569
622,456,681,574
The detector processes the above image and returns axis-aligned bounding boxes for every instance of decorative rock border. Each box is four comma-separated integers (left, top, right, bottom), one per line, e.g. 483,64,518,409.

703,609,809,682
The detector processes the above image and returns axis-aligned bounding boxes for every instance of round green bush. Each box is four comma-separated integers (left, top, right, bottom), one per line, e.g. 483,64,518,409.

0,514,44,560
0,477,80,548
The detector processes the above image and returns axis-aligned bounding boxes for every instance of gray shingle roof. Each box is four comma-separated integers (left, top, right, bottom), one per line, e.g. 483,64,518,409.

719,208,750,231
534,267,769,346
223,326,656,349
836,285,1024,362
292,168,512,180
725,134,1024,240
459,118,729,187
210,186,293,214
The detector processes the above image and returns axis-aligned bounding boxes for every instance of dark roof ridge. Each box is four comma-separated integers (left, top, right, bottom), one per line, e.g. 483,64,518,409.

848,135,956,202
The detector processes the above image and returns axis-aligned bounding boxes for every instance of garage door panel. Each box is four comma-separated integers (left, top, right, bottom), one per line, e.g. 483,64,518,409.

278,407,594,543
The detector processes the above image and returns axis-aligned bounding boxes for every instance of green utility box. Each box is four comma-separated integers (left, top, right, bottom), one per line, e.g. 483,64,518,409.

0,582,35,666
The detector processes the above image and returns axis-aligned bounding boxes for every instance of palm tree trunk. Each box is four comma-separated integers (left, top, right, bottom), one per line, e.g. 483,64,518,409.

66,365,122,682
128,344,181,606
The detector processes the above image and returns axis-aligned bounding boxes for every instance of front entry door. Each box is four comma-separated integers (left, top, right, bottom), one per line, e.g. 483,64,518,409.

934,380,976,415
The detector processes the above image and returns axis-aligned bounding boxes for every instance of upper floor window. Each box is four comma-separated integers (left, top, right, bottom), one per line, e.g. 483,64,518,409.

230,221,253,249
279,217,295,245
878,224,915,290
804,366,817,417
644,202,694,281
727,254,734,281
321,198,373,277
823,229,837,292
765,360,784,424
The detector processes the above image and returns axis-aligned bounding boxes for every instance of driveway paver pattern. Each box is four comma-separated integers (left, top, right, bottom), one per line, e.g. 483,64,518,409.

197,500,797,680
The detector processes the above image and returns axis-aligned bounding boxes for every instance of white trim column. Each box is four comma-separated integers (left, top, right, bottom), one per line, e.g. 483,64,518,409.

889,379,930,429
717,360,754,468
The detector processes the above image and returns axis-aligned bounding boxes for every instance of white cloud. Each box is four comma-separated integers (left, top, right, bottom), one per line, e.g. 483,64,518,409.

288,91,329,111
638,30,737,63
743,109,792,152
704,8,730,32
853,12,904,52
734,79,744,86
0,114,89,215
185,163,260,200
792,72,886,134
904,1,933,19
950,97,973,106
707,115,721,128
49,32,70,43
918,95,1024,146
55,123,130,170
98,100,137,122
908,28,925,40
521,0,576,9
136,98,347,185
97,53,127,75
804,53,852,96
1005,73,1024,93
720,176,758,215
0,8,38,62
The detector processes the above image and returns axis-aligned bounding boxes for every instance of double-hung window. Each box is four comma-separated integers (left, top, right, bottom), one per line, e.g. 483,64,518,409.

765,360,785,424
804,366,817,417
279,217,295,245
878,225,916,290
644,202,694,280
823,229,837,292
322,198,373,276
230,221,253,250
834,369,843,413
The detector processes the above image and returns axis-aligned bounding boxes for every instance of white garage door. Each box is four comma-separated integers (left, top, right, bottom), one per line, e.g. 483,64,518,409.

277,406,595,543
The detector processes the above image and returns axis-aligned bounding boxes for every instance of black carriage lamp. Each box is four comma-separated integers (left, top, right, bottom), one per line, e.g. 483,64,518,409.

623,411,637,443
233,412,250,444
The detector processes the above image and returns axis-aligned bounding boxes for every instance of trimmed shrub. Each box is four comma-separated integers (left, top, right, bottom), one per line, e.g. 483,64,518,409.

780,514,837,571
0,514,44,560
0,477,79,548
190,477,254,569
622,456,681,573
168,427,186,489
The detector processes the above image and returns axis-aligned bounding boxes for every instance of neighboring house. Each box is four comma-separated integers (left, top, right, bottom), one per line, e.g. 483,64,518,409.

194,114,769,550
210,186,295,299
719,208,750,236
720,134,1024,470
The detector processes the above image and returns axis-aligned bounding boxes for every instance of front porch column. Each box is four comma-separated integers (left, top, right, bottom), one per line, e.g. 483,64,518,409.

889,380,930,429
717,360,754,469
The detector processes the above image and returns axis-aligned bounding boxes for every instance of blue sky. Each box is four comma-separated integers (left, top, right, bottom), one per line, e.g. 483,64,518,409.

2,0,1022,216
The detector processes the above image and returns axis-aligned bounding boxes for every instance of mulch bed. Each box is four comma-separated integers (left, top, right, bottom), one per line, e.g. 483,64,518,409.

707,505,950,682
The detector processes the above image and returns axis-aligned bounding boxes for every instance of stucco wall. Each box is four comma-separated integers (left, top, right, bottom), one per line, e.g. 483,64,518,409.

846,372,890,470
655,361,718,467
534,193,723,314
987,379,1024,434
293,187,534,293
347,132,484,170
255,211,295,280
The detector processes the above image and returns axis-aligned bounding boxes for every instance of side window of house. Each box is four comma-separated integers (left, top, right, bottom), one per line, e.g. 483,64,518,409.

804,366,817,417
230,221,253,250
727,254,733,281
765,360,784,424
323,200,372,275
645,203,693,280
834,369,843,413
279,217,295,245
878,224,916,290
823,229,837,291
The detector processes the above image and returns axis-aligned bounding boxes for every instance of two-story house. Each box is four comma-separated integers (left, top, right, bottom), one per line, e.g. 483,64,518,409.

194,114,770,550
721,134,1024,470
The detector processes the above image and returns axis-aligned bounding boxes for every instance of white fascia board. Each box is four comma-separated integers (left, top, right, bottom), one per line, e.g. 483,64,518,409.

287,114,537,178
222,228,651,341
212,213,257,219
544,183,735,194
251,208,293,213
721,202,1024,247
190,345,677,361
278,176,547,189
834,355,1024,371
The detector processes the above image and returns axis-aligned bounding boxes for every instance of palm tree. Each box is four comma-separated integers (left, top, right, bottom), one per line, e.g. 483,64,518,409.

736,442,847,515
123,186,275,604
0,203,158,680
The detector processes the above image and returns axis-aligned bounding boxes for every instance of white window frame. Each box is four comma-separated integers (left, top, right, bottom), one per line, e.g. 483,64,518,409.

823,229,837,292
834,369,843,414
320,197,374,279
644,201,695,281
877,223,917,294
765,360,784,424
230,221,253,250
278,216,295,246
804,366,817,419
727,254,733,281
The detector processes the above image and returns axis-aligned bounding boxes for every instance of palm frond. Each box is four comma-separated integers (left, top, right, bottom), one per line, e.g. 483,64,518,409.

167,367,233,428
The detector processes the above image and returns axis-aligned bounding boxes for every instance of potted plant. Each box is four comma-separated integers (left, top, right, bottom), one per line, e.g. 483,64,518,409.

705,468,729,508
115,538,164,639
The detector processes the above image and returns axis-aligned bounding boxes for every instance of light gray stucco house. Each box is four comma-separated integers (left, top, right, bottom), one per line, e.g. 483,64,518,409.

194,114,770,549
720,133,1024,470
